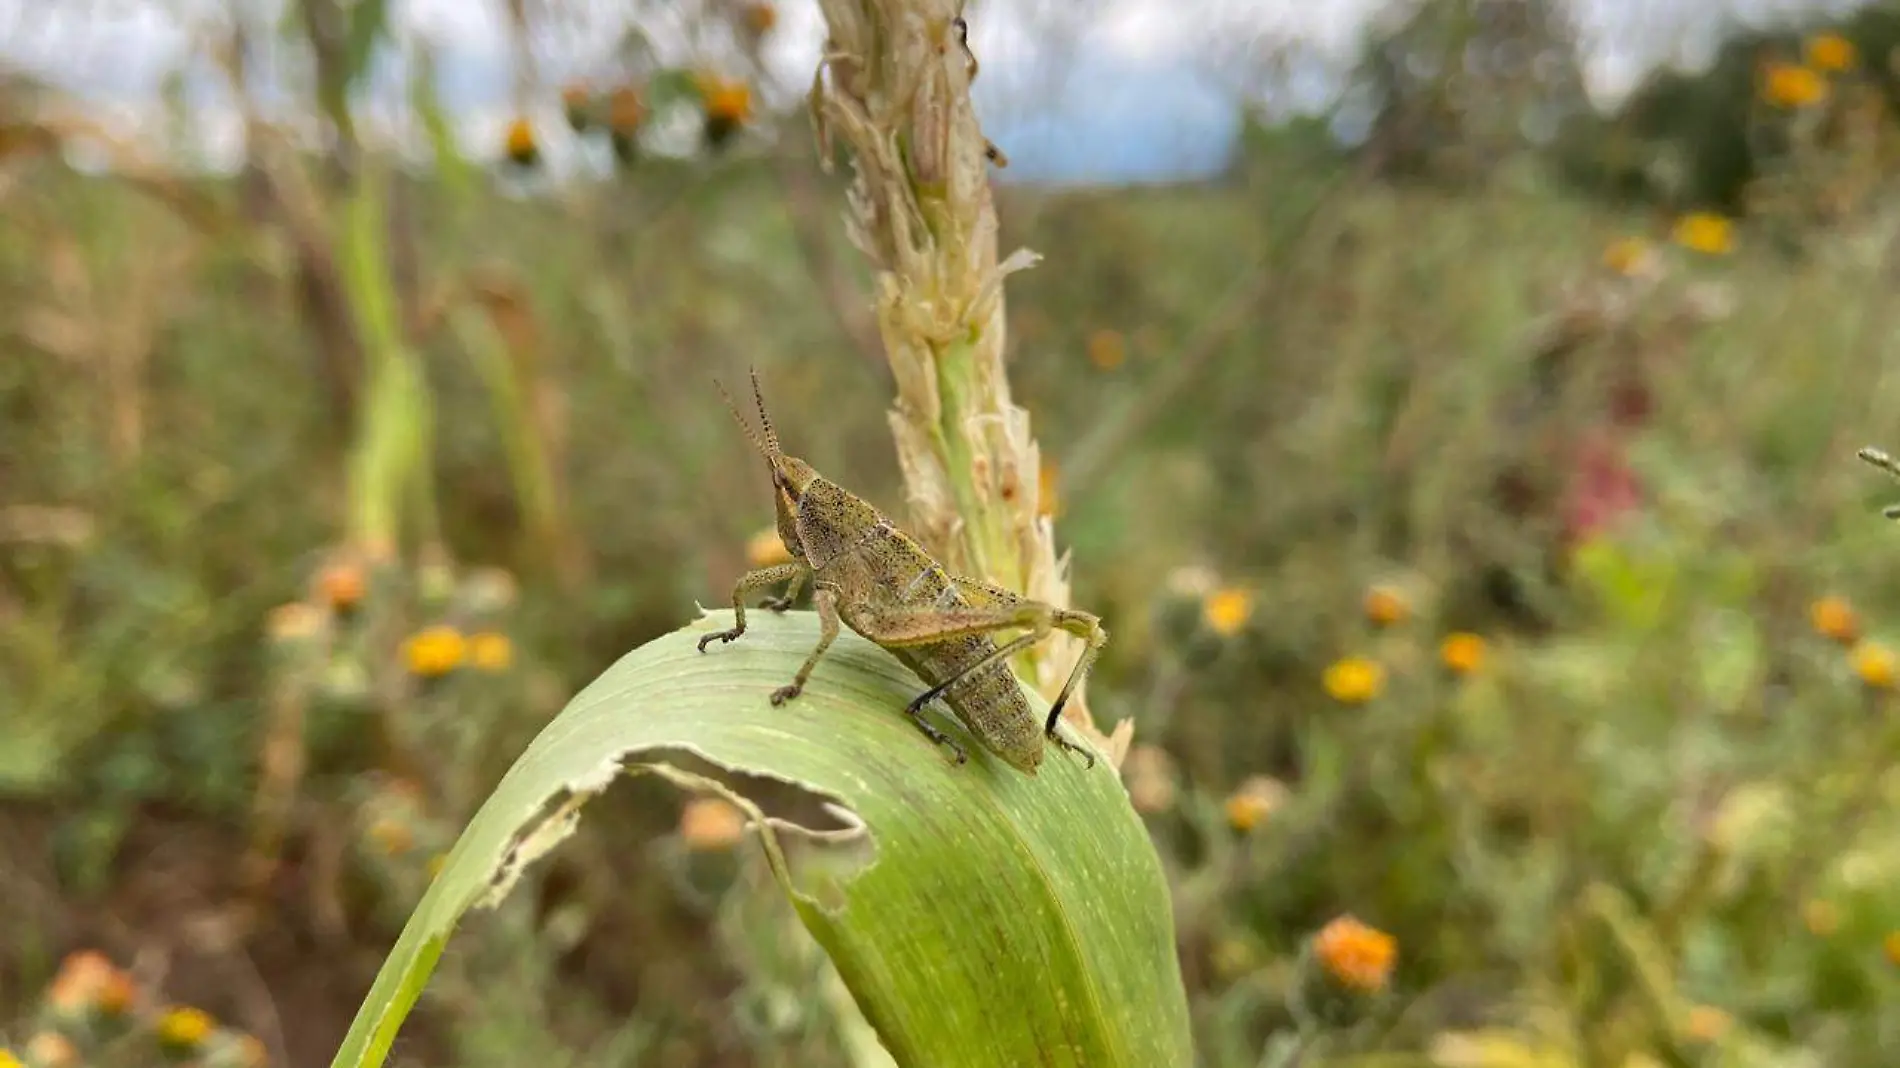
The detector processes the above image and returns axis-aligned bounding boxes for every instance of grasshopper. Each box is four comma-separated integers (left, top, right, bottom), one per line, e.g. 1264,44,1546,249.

697,370,1107,775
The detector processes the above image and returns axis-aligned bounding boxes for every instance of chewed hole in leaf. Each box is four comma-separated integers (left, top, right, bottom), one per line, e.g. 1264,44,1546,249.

638,756,877,913
331,612,1190,1068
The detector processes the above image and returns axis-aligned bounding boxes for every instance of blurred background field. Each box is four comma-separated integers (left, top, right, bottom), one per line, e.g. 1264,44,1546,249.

8,0,1900,1065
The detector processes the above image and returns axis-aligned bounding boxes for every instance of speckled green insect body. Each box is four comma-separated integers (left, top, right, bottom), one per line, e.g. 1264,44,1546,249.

697,371,1107,776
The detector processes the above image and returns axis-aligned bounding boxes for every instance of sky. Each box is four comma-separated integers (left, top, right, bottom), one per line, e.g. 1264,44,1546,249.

0,0,1880,184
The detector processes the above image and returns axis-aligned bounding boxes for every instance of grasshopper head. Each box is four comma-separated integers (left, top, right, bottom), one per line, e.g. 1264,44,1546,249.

719,369,816,560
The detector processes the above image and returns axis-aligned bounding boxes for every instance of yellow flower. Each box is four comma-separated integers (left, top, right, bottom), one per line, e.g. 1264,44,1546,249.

1806,33,1857,72
1323,656,1384,704
25,1033,76,1068
746,526,792,567
1809,595,1859,644
1601,236,1654,277
1760,62,1827,108
1803,898,1840,936
1884,930,1900,966
1223,775,1289,832
1362,585,1408,627
469,631,513,672
679,796,747,851
503,116,538,166
1086,329,1126,371
1202,587,1253,637
1853,641,1896,689
0,1049,21,1068
157,1006,216,1052
1313,915,1397,993
1439,632,1487,676
402,625,466,678
1684,1005,1731,1044
1672,212,1734,255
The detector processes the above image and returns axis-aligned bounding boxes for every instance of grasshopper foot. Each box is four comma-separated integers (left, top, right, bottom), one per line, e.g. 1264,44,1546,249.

760,596,794,613
1047,727,1096,771
903,704,967,765
769,682,803,705
697,628,743,653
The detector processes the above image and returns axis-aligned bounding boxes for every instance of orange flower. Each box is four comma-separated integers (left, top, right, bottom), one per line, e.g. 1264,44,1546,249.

1086,329,1126,371
1601,236,1654,277
607,86,645,134
1853,641,1896,689
503,116,537,166
1806,33,1857,72
47,950,132,1014
679,796,747,850
1809,595,1859,644
1362,585,1408,627
1313,915,1397,993
700,76,753,148
265,602,325,643
1685,1005,1732,1044
1884,930,1900,966
314,559,366,611
742,2,777,36
562,83,594,132
1761,62,1827,108
1223,775,1289,832
366,816,414,856
746,527,793,567
1439,632,1487,676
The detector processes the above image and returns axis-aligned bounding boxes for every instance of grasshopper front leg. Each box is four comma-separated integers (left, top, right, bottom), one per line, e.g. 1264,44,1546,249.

770,586,840,706
759,569,806,613
697,563,806,652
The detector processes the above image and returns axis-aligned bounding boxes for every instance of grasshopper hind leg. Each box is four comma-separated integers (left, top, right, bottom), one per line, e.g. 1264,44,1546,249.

903,704,968,766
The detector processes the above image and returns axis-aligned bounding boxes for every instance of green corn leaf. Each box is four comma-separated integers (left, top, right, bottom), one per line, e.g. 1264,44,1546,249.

329,609,1192,1068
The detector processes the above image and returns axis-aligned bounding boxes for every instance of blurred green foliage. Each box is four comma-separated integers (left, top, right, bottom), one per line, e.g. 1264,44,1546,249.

8,0,1900,1065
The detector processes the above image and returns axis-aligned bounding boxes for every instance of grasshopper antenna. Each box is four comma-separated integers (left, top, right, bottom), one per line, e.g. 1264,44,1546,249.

748,366,780,456
715,375,775,460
